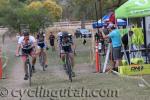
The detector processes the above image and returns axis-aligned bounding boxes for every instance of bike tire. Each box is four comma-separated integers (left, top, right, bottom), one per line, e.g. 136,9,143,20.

66,55,72,82
39,52,46,71
27,62,32,86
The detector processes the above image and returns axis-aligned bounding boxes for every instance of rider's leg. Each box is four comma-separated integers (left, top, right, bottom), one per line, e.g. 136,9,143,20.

69,52,75,77
61,50,65,64
69,53,74,68
61,50,66,69
31,50,36,72
44,49,48,67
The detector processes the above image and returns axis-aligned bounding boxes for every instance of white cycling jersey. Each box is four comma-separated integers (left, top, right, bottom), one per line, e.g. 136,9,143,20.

18,36,36,49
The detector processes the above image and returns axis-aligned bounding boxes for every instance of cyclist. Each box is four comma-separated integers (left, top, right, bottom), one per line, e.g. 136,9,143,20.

16,31,36,80
59,32,75,77
36,31,48,68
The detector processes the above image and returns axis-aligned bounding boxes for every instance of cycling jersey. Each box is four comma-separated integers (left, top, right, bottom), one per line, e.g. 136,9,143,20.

37,33,46,49
18,36,36,54
60,34,73,53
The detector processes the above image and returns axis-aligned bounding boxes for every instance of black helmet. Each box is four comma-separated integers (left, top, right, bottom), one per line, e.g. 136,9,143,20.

23,31,29,36
62,31,69,38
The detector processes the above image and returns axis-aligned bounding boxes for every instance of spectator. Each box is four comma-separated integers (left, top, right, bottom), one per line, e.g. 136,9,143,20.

121,31,133,64
49,32,55,51
101,23,122,72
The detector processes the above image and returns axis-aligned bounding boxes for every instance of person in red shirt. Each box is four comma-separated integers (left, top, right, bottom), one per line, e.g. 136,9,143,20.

109,11,116,24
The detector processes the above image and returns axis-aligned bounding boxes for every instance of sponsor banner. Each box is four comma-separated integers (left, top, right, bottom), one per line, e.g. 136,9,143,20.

119,64,150,75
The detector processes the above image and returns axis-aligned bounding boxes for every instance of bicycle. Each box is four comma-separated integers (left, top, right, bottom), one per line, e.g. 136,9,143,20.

39,48,46,71
64,52,73,82
20,54,32,86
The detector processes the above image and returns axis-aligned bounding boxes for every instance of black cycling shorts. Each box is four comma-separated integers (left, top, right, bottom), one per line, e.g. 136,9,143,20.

38,42,45,48
61,46,72,53
22,48,33,54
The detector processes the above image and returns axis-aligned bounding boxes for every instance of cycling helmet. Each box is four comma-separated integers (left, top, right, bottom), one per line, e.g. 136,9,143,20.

23,31,29,36
62,32,69,38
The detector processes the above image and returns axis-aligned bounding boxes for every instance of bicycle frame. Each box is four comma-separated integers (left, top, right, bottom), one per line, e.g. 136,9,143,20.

64,52,73,82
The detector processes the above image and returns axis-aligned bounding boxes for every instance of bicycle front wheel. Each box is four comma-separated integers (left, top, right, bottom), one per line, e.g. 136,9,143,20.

66,55,72,82
39,52,46,71
27,62,32,86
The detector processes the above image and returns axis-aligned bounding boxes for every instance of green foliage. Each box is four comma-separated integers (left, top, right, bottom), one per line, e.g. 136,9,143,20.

0,0,62,33
60,0,127,20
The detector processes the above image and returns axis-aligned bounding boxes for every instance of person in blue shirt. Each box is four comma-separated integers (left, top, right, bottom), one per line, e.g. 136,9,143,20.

101,23,122,72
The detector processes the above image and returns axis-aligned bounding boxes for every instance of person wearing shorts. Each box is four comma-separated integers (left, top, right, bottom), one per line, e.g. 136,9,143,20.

16,31,36,80
36,31,48,68
60,32,75,77
101,23,122,71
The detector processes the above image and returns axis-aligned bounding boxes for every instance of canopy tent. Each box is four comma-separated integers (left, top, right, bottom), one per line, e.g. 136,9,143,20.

92,16,127,28
115,0,150,46
115,0,150,18
92,20,106,28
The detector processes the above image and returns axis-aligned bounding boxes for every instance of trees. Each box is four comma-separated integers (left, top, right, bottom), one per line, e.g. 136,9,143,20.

59,0,127,20
0,0,62,33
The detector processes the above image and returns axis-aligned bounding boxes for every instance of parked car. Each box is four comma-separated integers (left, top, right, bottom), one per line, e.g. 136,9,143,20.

74,28,92,38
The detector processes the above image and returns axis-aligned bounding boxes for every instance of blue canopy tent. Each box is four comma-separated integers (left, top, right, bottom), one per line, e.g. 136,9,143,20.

92,15,127,28
92,21,106,28
117,19,127,26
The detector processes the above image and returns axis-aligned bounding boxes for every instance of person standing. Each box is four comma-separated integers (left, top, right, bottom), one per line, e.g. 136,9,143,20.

121,31,133,64
49,32,55,51
101,23,122,72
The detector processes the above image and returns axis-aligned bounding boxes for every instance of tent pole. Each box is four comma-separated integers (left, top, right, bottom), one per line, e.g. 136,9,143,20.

143,17,148,64
143,17,147,47
127,18,131,65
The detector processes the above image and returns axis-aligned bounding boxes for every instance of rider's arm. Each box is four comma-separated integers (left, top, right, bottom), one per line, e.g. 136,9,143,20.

16,37,22,56
16,44,21,56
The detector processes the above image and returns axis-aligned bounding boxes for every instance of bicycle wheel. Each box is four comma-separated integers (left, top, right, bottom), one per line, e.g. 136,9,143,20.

39,52,46,71
66,55,72,82
27,62,32,86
